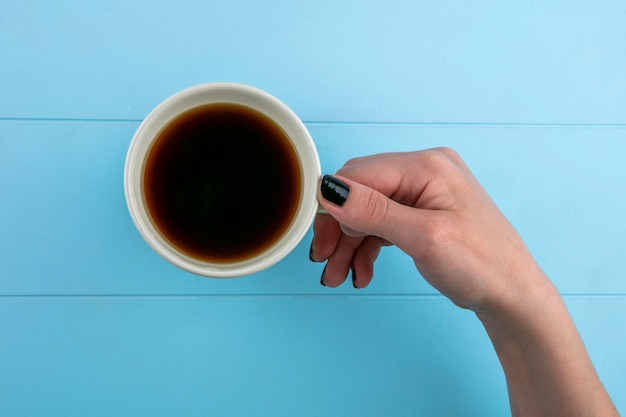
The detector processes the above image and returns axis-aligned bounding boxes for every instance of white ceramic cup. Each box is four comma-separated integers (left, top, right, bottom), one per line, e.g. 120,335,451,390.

124,82,321,278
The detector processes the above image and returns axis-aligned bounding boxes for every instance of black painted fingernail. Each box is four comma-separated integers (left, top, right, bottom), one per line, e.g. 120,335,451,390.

309,243,315,262
351,270,360,289
321,175,350,207
320,265,327,286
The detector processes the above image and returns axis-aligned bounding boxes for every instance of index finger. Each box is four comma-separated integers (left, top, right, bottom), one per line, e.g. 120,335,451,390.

342,152,412,168
336,148,465,208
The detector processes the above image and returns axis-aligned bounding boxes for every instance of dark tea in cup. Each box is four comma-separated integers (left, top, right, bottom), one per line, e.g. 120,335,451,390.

143,103,302,263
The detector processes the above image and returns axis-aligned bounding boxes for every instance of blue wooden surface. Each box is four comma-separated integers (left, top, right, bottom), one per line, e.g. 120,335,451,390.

1,1,625,415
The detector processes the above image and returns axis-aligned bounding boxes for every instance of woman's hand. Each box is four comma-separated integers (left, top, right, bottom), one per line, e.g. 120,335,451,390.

310,147,539,314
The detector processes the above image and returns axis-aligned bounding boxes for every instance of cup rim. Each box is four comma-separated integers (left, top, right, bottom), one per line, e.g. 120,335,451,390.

124,82,321,278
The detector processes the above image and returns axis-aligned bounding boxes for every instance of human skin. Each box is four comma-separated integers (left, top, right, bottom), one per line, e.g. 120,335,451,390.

310,148,619,417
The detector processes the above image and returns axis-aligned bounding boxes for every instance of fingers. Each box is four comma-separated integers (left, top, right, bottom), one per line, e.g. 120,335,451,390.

320,233,364,288
310,213,341,262
311,174,423,289
311,203,389,289
311,204,385,288
351,236,384,288
318,234,384,289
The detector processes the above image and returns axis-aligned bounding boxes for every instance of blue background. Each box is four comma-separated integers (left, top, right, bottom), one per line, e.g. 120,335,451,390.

1,1,624,415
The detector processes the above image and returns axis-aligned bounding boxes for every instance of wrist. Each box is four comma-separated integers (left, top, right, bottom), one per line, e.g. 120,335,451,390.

476,268,619,416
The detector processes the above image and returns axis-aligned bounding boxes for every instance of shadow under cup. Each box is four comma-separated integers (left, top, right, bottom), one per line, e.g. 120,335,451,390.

124,83,321,278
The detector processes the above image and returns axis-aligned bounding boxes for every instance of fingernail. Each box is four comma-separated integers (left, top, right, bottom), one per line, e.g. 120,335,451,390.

321,175,350,207
309,243,315,262
320,265,327,286
351,270,360,289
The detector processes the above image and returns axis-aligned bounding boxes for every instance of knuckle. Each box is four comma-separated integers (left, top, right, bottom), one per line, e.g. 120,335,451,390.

344,156,365,167
434,146,461,162
360,191,390,229
423,148,454,170
418,147,465,174
416,151,450,179
339,156,368,172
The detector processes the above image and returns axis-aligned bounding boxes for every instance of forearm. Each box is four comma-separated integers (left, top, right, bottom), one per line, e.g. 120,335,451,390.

478,269,619,417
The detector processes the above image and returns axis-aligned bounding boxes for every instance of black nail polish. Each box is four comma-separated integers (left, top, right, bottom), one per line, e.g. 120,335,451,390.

320,265,327,286
309,243,315,262
321,175,350,207
351,270,359,289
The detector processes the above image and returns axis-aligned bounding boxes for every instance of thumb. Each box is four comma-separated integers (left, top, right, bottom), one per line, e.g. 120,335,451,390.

318,174,429,250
